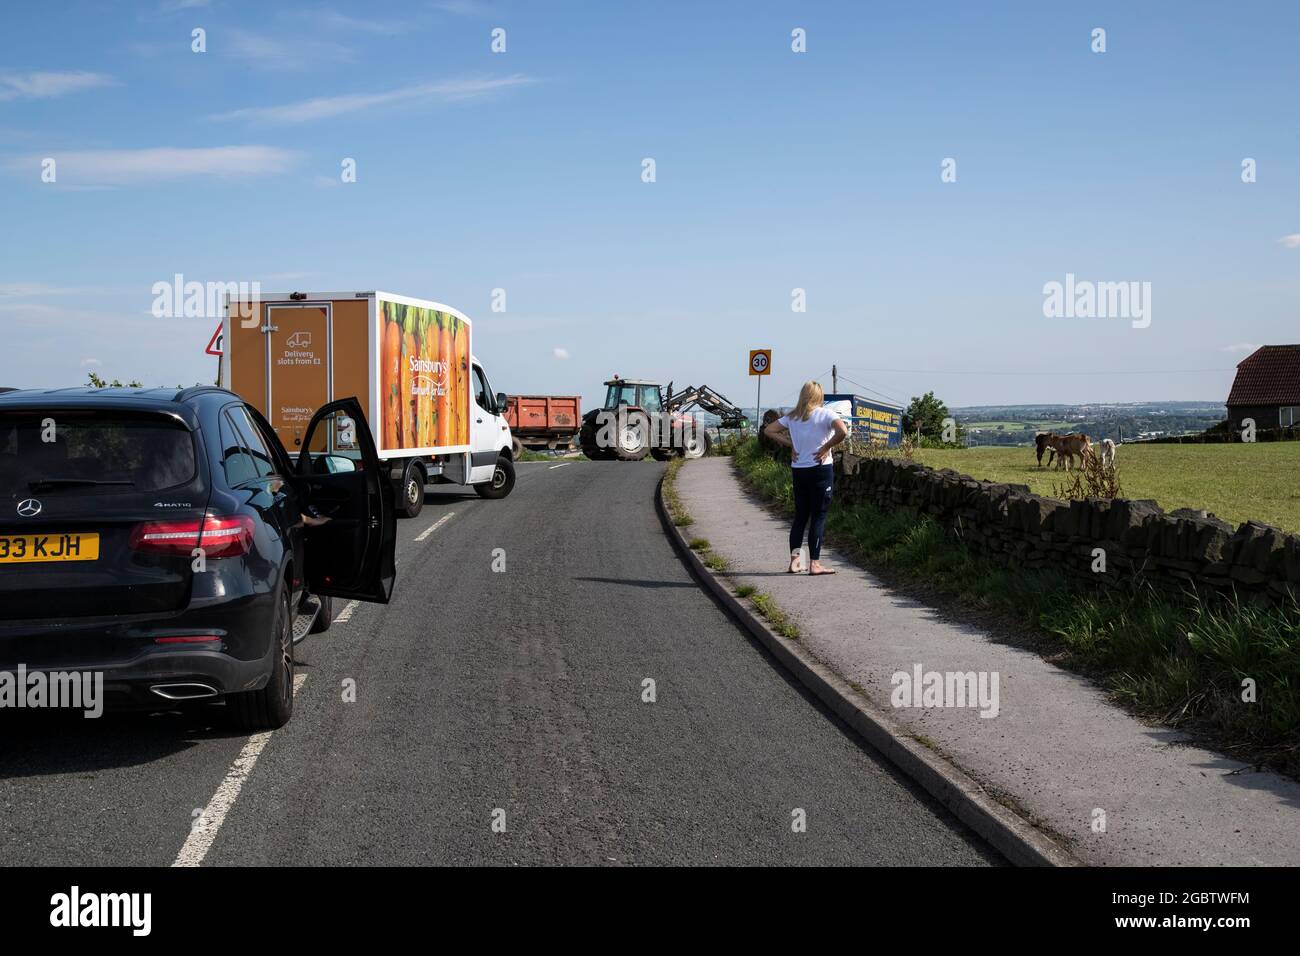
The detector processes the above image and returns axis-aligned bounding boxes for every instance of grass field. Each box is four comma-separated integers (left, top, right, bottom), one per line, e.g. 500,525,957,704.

914,443,1300,533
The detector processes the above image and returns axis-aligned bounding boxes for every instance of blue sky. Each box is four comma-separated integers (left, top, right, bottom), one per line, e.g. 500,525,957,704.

2,0,1298,411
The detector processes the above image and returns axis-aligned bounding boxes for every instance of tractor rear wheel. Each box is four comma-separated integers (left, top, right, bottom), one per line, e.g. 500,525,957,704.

580,431,612,460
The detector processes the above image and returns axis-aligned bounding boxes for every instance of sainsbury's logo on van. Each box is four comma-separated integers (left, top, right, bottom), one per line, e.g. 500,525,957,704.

407,356,445,375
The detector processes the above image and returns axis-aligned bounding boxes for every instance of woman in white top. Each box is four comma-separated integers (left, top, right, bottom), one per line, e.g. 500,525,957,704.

762,381,848,575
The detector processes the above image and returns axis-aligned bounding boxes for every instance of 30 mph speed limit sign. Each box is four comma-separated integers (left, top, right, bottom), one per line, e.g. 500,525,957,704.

749,349,771,376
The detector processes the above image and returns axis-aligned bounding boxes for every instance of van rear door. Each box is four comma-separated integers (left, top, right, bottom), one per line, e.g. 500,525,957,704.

265,303,331,452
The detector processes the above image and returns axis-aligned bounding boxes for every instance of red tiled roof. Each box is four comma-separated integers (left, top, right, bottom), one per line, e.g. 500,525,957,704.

1226,345,1300,406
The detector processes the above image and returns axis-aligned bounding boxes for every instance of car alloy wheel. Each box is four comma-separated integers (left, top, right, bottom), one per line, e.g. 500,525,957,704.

277,591,294,711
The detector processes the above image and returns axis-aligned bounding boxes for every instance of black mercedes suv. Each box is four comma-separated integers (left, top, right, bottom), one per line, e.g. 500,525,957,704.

0,387,396,729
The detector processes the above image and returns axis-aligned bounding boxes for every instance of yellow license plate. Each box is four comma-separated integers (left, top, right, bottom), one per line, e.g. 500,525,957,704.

0,532,100,564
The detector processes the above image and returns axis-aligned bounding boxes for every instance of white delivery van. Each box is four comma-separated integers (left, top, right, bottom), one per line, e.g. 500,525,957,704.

222,291,516,517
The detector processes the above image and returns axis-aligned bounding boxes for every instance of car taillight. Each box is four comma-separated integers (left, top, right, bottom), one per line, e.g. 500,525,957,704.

130,513,255,558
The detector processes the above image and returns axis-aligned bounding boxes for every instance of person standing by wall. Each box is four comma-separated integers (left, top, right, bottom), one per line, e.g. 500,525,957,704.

762,381,848,575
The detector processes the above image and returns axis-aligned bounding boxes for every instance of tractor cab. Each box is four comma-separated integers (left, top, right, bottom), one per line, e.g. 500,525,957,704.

602,377,662,413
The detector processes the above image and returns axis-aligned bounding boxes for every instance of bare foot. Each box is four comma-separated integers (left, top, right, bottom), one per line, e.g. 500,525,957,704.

809,560,836,576
788,551,802,573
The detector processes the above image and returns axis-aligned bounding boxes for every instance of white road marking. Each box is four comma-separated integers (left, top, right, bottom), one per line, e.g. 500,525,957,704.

548,462,571,469
172,673,308,868
414,512,455,542
333,600,360,624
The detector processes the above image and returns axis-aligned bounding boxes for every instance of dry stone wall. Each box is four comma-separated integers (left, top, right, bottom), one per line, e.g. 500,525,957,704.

837,453,1300,603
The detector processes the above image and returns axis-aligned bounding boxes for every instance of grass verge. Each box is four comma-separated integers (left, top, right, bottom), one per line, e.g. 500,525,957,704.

662,456,799,641
661,458,693,526
732,437,1300,779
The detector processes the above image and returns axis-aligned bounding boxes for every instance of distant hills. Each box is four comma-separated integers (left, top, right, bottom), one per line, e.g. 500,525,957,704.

950,401,1226,446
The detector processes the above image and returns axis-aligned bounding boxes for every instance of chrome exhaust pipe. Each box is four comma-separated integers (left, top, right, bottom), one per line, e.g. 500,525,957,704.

150,683,219,701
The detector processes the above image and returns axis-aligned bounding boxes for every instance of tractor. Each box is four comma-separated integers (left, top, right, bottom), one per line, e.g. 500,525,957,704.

579,375,747,461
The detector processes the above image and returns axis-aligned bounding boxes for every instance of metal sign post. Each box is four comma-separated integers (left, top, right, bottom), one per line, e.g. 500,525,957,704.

748,349,771,428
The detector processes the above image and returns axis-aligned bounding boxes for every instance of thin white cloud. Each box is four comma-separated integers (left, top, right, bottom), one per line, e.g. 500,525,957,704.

80,357,102,367
0,302,62,315
0,71,116,101
8,146,300,185
0,282,127,297
318,11,410,34
431,0,491,16
1220,343,1260,354
0,283,87,297
1279,234,1300,249
224,30,354,70
553,347,570,360
212,75,533,123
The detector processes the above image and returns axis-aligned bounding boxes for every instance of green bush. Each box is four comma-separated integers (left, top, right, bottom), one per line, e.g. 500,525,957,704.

709,432,748,457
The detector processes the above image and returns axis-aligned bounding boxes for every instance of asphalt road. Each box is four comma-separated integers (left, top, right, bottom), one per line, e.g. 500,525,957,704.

0,460,999,866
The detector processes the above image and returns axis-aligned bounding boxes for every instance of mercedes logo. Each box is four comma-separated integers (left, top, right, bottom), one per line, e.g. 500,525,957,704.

16,498,41,517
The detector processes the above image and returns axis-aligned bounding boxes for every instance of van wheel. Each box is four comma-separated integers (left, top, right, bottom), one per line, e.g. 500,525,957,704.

227,586,294,730
475,456,516,499
397,461,424,519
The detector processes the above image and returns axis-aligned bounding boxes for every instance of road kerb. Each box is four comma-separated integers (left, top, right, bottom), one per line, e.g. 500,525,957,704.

656,470,1077,868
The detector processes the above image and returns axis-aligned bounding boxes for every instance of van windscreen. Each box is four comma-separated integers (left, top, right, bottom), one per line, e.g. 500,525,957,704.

0,410,197,497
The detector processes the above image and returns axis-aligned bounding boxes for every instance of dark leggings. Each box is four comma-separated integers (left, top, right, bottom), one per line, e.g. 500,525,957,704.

790,464,833,559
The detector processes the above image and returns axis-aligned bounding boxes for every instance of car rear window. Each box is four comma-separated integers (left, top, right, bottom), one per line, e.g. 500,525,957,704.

0,409,197,496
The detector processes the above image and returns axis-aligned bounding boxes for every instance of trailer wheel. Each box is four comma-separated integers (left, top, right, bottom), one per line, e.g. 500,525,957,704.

512,436,524,460
397,460,425,519
475,455,516,499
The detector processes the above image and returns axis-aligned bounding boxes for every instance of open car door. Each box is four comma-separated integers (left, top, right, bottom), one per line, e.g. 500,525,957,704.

296,398,396,603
